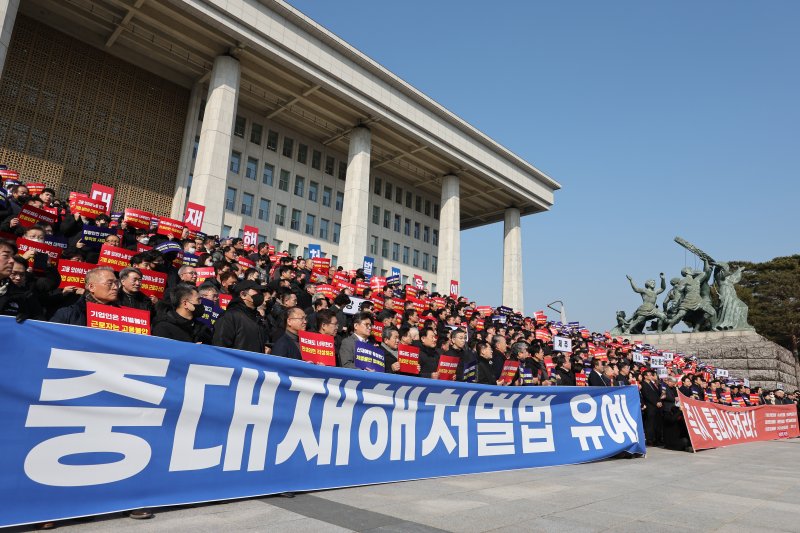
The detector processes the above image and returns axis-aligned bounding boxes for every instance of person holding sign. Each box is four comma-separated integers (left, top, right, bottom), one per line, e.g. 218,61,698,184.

152,284,212,344
51,266,120,325
339,312,373,369
271,307,306,360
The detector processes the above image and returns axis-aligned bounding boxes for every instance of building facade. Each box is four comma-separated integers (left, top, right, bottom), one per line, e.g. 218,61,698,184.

0,0,560,312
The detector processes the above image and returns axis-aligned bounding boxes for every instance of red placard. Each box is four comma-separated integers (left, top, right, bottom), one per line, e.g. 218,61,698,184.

124,208,152,230
449,280,459,298
334,280,355,293
86,301,150,335
194,266,215,285
297,331,337,366
73,197,107,219
139,269,167,299
316,284,337,300
680,392,799,451
356,280,369,296
218,293,232,310
57,259,93,289
18,204,58,228
406,296,427,314
369,276,386,290
575,372,588,386
333,271,350,284
398,344,420,374
16,238,61,265
371,322,384,342
97,244,136,271
184,201,206,232
430,297,446,309
26,183,46,196
476,305,493,317
413,274,424,290
156,216,184,237
500,360,520,384
436,355,460,380
243,225,258,247
236,257,255,270
370,295,385,312
312,257,331,278
90,183,115,215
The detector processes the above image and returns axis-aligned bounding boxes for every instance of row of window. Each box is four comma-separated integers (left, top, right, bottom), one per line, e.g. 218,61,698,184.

225,186,342,243
367,235,438,273
370,206,439,245
373,177,440,220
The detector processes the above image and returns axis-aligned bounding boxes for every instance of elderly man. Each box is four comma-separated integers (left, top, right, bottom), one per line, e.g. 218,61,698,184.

177,265,197,285
51,266,119,325
117,267,156,312
271,306,305,360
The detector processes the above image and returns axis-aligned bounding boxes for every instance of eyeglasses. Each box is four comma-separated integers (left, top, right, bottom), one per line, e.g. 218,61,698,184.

98,280,121,288
9,271,25,278
288,317,307,322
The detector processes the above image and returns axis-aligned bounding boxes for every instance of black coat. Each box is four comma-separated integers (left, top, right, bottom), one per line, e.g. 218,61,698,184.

555,366,576,386
588,369,609,387
212,300,267,353
152,309,212,344
117,290,154,315
271,330,302,360
641,380,662,409
491,349,506,380
51,294,91,326
476,356,496,385
418,343,439,378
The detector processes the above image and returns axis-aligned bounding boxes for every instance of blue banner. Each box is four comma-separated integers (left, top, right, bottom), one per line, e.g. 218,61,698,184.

362,256,374,279
0,317,645,527
308,244,321,259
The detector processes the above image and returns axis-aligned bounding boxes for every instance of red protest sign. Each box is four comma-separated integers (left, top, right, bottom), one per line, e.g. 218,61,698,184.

430,297,446,309
139,269,167,299
500,360,519,384
90,183,115,215
243,225,259,247
156,216,184,237
356,279,369,296
194,266,215,285
219,293,232,310
370,276,387,291
57,259,93,289
16,238,61,265
97,244,136,271
406,296,427,314
237,257,255,270
413,274,424,290
298,331,337,366
398,344,420,374
449,280,459,298
86,302,150,335
26,182,45,196
316,284,337,300
575,372,588,386
73,197,107,219
124,208,152,230
333,271,350,284
334,279,355,293
476,305,493,317
370,295,385,312
436,355,460,380
18,204,58,228
371,322,384,342
184,201,206,232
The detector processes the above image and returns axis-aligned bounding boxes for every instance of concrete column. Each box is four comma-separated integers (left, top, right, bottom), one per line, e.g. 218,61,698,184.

187,55,240,235
337,126,371,271
0,0,20,80
502,207,524,313
170,81,203,220
437,174,460,292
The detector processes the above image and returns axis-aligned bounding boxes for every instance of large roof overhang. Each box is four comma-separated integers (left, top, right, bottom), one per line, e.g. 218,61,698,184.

21,0,561,230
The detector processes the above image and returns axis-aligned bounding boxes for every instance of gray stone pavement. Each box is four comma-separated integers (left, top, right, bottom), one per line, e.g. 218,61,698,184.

11,439,800,532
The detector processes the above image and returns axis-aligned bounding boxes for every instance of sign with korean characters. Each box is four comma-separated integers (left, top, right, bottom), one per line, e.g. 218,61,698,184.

553,336,572,353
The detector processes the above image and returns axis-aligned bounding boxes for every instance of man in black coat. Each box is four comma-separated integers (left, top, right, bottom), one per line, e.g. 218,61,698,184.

271,306,305,360
212,280,268,353
554,355,576,386
641,370,664,446
490,334,508,381
417,327,441,379
587,358,607,386
152,284,212,344
51,266,120,325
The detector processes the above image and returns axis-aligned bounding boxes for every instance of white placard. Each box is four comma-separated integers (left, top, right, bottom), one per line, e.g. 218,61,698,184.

743,378,750,388
553,336,572,352
715,368,729,378
650,356,665,368
656,367,668,378
632,352,644,363
342,296,367,315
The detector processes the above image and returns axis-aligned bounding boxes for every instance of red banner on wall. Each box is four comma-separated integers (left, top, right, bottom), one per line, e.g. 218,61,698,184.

680,392,800,451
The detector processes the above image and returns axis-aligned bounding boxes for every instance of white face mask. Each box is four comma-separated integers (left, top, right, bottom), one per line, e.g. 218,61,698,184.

138,237,149,245
187,247,196,254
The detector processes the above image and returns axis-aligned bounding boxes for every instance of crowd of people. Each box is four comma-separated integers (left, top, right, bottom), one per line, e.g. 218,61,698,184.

1,178,799,527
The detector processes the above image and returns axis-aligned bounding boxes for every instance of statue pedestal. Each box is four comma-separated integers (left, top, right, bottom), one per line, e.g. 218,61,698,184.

622,330,800,390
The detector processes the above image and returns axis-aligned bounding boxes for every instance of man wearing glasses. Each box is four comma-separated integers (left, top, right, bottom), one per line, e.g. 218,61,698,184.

117,267,156,313
339,312,373,369
271,306,306,360
51,266,120,325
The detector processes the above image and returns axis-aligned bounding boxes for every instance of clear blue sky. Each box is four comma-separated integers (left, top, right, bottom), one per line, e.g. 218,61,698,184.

287,0,799,331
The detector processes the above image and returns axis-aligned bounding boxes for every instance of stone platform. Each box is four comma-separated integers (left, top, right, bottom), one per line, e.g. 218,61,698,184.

624,330,800,390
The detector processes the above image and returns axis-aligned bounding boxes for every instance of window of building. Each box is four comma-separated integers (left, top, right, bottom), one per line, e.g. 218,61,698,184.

404,218,411,236
372,205,380,225
383,209,391,229
425,200,431,217
331,255,338,267
433,203,440,220
414,222,420,239
293,175,305,197
258,198,270,221
374,177,382,195
221,225,231,238
422,253,429,271
333,223,341,243
413,249,419,267
192,136,199,159
423,226,430,243
311,149,322,170
308,180,318,202
385,182,393,200
392,243,400,261
225,187,236,211
297,143,308,165
369,235,378,255
250,123,262,145
433,229,439,246
290,209,301,231
274,239,283,251
406,191,412,208
402,246,410,265
338,161,347,180
335,191,344,211
288,243,298,257
275,204,286,226
325,155,335,175
234,115,246,138
432,256,438,273
245,157,258,180
198,99,206,121
394,214,401,232
322,186,332,207
267,130,279,151
305,214,315,235
282,137,294,158
278,170,290,191
381,239,389,259
402,275,409,286
416,195,422,212
396,186,403,204
263,163,274,186
241,193,254,216
319,218,329,240
229,150,241,173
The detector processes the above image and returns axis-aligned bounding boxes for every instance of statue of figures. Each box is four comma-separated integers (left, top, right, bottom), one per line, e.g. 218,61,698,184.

712,261,754,331
610,311,630,336
623,273,667,334
661,277,685,330
665,258,718,332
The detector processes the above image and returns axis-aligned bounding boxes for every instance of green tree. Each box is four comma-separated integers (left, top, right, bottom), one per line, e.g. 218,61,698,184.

731,255,800,356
